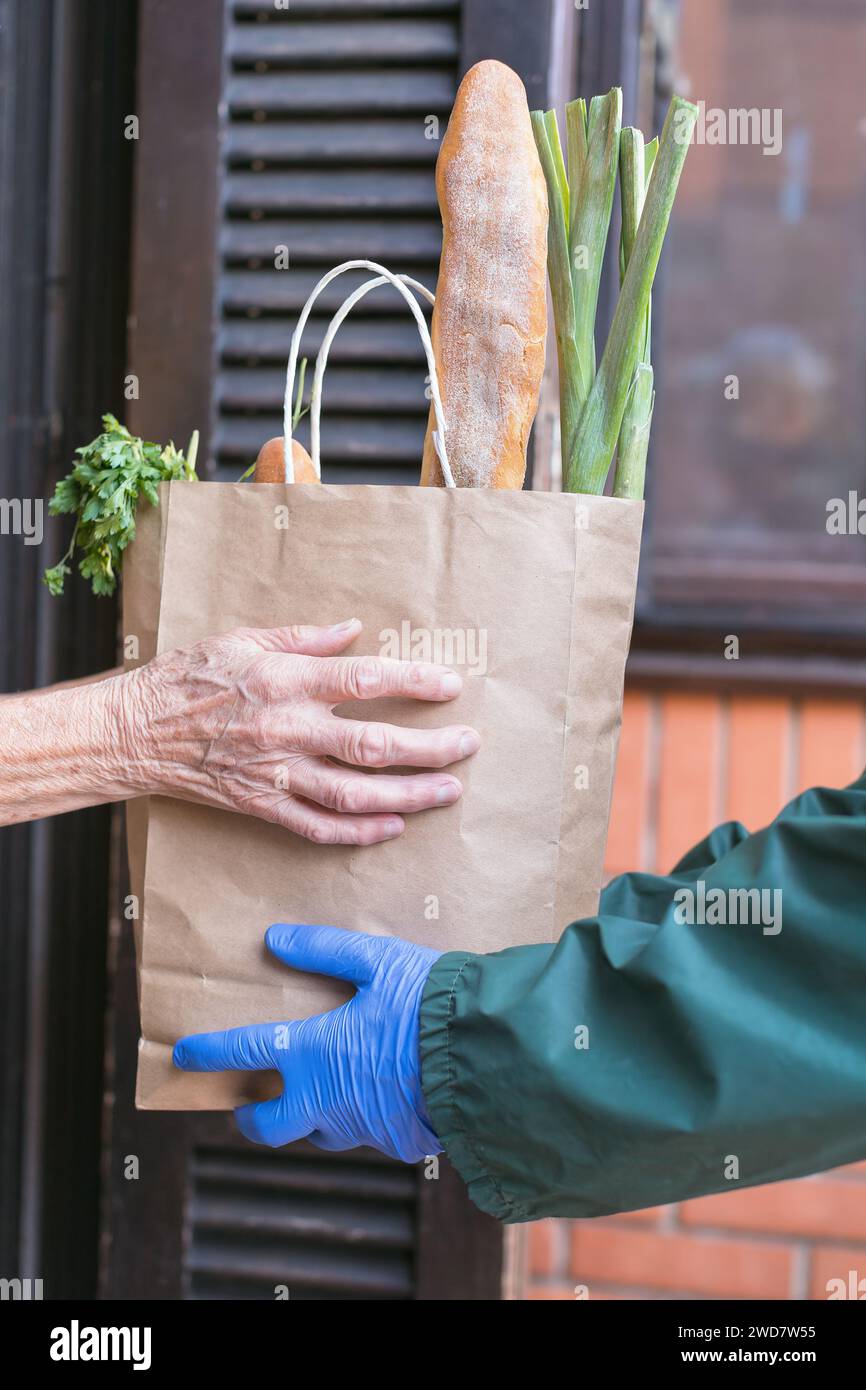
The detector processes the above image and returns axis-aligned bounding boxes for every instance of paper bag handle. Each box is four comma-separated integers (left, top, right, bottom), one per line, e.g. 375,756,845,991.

283,259,453,487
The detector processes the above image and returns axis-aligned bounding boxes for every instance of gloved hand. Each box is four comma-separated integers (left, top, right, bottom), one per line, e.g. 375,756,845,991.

173,923,443,1163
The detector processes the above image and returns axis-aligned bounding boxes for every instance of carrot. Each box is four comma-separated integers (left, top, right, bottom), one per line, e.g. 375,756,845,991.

252,438,319,484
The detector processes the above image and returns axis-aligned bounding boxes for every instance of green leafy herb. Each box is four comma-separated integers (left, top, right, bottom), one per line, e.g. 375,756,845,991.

43,414,199,597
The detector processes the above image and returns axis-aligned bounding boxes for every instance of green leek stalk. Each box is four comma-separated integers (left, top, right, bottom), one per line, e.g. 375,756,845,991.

613,131,656,500
531,111,582,473
533,92,697,496
612,362,654,500
567,95,696,493
568,91,622,391
184,429,200,480
532,91,621,479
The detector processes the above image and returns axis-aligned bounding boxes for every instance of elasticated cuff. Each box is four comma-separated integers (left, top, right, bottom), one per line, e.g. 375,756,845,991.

418,950,518,1223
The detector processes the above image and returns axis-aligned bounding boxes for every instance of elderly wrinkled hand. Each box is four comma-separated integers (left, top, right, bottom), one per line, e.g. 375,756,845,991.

0,619,479,838
129,618,478,844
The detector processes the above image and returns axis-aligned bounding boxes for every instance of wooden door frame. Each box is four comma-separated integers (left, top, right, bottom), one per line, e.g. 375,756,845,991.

104,0,574,1302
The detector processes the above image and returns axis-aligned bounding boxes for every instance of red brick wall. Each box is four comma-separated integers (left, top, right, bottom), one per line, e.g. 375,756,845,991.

526,689,866,1300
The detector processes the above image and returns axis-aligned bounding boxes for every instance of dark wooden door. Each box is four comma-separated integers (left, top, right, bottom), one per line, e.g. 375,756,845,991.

100,0,569,1300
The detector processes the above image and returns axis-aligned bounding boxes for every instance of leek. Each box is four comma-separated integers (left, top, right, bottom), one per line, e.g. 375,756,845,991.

532,91,697,497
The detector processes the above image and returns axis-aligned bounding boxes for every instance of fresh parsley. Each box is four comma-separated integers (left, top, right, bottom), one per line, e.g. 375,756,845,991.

43,414,199,597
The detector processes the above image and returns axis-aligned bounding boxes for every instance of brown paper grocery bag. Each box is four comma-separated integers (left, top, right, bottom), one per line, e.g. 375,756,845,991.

122,494,171,981
125,479,642,1109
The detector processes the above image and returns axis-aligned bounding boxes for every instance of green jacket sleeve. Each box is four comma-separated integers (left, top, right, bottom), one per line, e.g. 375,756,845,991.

419,777,866,1222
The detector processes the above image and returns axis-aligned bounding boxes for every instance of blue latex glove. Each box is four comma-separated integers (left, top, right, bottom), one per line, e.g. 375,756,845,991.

173,923,443,1163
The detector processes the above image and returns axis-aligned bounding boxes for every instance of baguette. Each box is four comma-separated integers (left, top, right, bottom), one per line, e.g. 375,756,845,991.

253,437,320,483
420,60,548,488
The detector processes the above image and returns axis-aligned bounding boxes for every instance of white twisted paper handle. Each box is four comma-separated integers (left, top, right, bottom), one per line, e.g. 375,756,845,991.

283,259,453,487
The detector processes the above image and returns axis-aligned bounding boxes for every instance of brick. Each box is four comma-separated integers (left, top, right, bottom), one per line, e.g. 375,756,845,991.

529,1284,648,1301
795,700,864,796
725,697,791,830
570,1225,792,1299
656,694,722,872
527,1221,557,1278
596,1206,666,1227
680,1176,866,1242
809,1245,866,1301
576,1288,649,1300
605,690,653,877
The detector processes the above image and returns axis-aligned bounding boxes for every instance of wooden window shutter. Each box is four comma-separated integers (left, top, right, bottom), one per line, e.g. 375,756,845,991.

215,0,463,484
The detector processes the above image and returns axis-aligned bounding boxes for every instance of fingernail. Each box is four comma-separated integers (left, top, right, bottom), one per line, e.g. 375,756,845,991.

384,818,403,837
459,731,481,758
437,781,461,805
330,618,359,633
441,672,462,696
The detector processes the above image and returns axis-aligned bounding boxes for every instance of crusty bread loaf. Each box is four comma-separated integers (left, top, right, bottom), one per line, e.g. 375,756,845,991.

253,437,320,483
420,60,548,488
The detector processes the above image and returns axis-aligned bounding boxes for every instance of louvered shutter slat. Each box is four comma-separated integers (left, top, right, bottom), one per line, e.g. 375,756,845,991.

220,366,431,413
220,318,428,366
222,267,435,314
225,170,438,213
228,70,453,114
216,415,426,465
195,1192,412,1246
232,0,459,14
222,219,442,266
190,1241,410,1299
228,19,458,64
226,120,439,166
194,1150,417,1199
